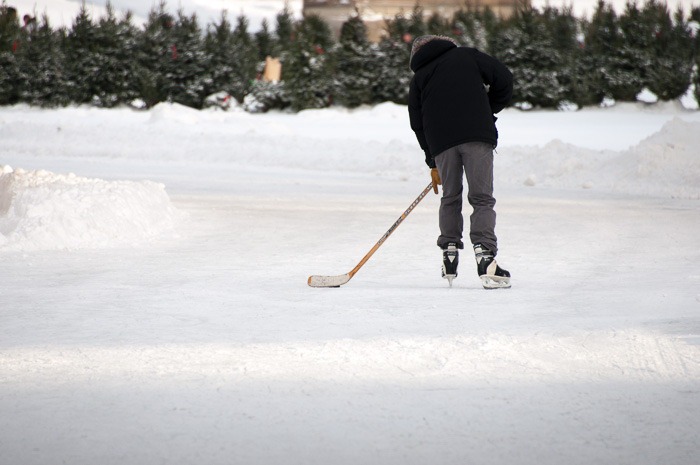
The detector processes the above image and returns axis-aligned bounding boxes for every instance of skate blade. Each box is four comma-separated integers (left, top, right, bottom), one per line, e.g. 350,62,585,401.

480,275,511,289
443,274,456,287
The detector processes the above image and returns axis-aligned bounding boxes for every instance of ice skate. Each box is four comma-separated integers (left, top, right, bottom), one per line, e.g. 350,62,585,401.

441,243,459,287
473,243,511,289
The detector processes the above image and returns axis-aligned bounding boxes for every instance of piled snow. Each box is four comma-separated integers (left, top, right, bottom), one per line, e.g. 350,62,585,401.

0,165,177,251
616,118,700,198
680,84,699,111
2,101,700,198
499,117,700,198
636,87,659,104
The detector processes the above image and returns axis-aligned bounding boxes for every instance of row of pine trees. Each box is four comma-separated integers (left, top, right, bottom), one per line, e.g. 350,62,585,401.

1,0,699,112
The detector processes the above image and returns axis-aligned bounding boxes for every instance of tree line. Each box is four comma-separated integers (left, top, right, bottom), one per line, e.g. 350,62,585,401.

1,0,699,112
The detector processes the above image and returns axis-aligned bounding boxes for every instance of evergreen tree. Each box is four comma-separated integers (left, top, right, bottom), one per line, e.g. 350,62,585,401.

205,12,236,97
334,14,374,108
407,4,427,41
426,11,450,37
163,11,210,108
228,14,258,102
644,2,693,101
542,5,597,107
384,10,411,44
283,14,334,111
63,3,102,104
0,4,22,104
452,7,489,50
270,3,295,108
91,3,142,107
15,15,70,107
243,80,289,113
255,18,274,61
611,1,650,100
478,5,502,45
490,7,566,108
0,3,21,52
0,51,20,104
274,4,295,56
298,13,334,52
371,37,412,104
61,2,140,106
692,7,700,103
581,0,621,102
137,3,177,107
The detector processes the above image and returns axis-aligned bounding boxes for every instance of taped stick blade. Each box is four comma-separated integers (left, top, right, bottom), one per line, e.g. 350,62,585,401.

308,274,351,288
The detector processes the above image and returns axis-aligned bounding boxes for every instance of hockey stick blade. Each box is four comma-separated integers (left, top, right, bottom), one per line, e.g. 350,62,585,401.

308,273,351,288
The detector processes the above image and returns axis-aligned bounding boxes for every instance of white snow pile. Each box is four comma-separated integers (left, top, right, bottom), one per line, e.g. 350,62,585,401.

500,117,700,198
616,117,700,198
0,166,177,251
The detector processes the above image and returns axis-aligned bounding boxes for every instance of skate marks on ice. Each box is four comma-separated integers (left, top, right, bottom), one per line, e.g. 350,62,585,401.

645,318,700,347
2,330,696,383
1,330,699,465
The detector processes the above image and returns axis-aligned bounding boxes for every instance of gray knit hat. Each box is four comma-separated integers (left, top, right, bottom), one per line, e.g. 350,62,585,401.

410,35,459,61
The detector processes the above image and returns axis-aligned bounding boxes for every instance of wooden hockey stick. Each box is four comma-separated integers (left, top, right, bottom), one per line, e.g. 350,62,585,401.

308,181,434,288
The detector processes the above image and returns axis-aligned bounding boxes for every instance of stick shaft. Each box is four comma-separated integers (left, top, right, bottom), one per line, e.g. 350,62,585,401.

347,181,434,279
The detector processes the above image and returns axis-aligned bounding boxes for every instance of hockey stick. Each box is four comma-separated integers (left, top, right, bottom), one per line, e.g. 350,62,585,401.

308,181,434,288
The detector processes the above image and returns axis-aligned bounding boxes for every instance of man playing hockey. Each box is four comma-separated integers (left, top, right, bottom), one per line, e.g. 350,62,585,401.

408,35,513,289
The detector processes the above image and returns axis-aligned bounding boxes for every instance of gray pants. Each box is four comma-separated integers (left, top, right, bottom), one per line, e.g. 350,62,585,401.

434,142,498,255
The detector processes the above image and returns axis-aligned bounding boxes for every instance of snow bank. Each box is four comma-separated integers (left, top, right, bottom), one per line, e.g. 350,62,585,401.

619,118,700,198
2,102,700,199
0,166,177,251
499,118,700,199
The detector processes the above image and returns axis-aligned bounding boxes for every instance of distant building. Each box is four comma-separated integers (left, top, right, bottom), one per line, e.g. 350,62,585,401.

303,0,528,41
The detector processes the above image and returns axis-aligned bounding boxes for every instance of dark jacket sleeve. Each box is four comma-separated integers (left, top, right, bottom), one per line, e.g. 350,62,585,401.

408,77,436,168
472,49,513,114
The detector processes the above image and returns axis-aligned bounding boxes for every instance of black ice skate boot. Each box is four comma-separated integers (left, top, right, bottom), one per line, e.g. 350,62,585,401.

473,243,511,289
441,243,459,287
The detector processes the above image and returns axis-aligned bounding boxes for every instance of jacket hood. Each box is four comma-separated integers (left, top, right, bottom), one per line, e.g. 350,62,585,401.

409,35,458,72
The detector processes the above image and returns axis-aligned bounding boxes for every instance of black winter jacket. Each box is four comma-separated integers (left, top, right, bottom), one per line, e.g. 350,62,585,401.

408,39,513,168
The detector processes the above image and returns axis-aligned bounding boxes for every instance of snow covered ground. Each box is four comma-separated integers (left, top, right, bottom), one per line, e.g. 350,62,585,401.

1,101,699,464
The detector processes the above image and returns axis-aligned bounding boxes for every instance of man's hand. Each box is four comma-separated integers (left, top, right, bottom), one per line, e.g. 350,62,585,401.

430,168,441,194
